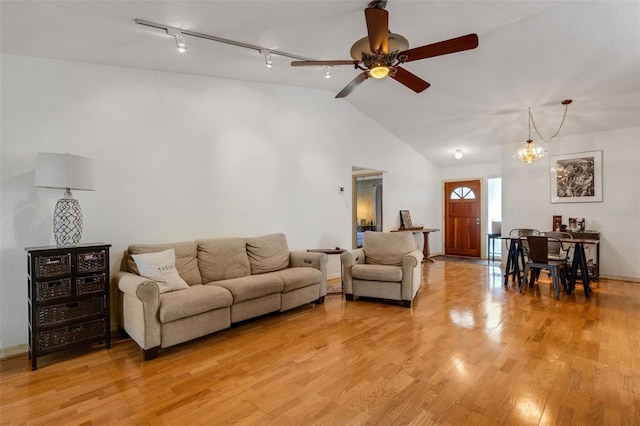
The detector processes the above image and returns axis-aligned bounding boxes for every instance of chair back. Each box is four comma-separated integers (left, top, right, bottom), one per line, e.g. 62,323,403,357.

543,232,572,259
362,231,415,266
526,236,549,263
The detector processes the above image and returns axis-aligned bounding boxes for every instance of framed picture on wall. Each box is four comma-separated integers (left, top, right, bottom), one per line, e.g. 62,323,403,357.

399,210,413,229
550,151,603,203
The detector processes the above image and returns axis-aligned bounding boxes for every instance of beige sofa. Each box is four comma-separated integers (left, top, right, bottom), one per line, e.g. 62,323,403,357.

341,231,423,307
113,233,327,360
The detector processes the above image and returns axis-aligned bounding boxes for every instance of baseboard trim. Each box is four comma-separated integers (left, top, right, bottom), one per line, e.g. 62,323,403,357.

600,274,640,283
0,344,28,360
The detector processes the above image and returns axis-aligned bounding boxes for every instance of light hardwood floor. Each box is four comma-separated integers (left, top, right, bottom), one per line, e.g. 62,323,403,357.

1,259,639,425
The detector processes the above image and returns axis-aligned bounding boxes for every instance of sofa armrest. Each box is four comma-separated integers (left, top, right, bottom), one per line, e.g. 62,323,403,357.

340,249,365,294
290,251,328,297
289,251,327,270
112,271,161,351
401,250,424,301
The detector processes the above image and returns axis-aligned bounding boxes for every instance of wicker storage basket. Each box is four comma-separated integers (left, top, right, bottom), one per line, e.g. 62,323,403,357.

76,274,106,296
37,319,105,352
35,254,71,278
77,251,107,273
37,297,104,326
36,278,72,302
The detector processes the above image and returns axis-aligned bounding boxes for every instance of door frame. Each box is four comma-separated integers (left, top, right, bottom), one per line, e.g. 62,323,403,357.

352,171,384,248
442,178,486,258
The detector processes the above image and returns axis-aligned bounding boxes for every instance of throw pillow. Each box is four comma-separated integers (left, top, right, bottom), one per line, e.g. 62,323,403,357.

131,248,190,293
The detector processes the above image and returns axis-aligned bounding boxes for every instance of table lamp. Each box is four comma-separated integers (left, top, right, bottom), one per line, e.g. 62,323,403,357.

34,153,95,246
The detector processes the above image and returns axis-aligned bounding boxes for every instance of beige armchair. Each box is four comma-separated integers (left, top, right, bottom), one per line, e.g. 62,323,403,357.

341,231,424,307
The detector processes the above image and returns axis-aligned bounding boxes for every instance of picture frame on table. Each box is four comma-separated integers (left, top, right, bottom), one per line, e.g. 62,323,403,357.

399,210,413,229
550,151,603,203
552,215,562,232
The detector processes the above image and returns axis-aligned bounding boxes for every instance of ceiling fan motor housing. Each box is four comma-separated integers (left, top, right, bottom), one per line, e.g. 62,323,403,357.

350,33,410,61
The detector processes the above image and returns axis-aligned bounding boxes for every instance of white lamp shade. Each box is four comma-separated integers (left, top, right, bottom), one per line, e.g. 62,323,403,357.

34,153,96,191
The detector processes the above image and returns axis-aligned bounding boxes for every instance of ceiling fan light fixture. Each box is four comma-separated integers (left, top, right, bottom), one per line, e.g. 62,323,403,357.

369,64,389,79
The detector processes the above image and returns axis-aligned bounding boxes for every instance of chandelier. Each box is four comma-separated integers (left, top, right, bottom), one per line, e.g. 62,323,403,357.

514,99,572,163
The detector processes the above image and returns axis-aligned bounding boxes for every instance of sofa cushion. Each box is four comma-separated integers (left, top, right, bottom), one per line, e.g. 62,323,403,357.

159,284,233,323
131,248,190,293
363,231,415,266
246,233,290,274
352,264,403,282
269,267,322,292
196,237,251,282
127,241,202,285
209,274,284,303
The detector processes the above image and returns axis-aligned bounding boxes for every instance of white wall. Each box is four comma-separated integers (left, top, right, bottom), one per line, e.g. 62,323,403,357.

0,54,440,350
502,127,640,280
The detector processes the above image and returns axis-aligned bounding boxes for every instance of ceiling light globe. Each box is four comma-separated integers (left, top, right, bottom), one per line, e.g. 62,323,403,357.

369,66,389,79
454,150,463,159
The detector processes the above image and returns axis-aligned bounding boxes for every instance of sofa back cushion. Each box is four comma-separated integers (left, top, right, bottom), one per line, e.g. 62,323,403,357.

363,231,415,266
196,237,251,282
246,233,290,275
126,241,202,285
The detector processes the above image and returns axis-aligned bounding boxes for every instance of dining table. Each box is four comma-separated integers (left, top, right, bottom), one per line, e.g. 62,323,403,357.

501,235,598,298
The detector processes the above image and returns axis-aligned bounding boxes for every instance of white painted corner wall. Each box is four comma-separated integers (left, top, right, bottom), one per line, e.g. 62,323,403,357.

0,54,440,350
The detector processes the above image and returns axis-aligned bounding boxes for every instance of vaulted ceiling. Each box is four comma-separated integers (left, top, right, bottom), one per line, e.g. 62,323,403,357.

2,1,639,167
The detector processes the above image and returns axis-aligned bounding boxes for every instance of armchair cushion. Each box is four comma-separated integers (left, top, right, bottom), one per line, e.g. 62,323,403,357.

363,231,416,266
352,264,403,282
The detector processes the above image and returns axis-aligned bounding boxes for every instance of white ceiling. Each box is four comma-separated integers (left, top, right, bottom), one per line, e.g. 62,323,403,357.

2,1,639,167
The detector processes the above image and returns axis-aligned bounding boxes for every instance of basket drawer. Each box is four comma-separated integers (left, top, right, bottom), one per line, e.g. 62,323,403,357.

36,278,72,302
36,319,105,352
77,250,107,273
37,296,105,326
35,254,71,278
76,274,106,296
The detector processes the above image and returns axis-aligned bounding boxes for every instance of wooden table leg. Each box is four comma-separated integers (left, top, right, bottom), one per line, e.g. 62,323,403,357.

422,231,434,263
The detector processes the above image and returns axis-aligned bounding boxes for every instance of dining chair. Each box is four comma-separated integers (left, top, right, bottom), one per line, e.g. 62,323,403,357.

521,236,568,300
543,231,572,261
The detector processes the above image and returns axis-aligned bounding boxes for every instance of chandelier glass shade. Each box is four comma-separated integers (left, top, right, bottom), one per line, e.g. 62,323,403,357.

514,139,545,163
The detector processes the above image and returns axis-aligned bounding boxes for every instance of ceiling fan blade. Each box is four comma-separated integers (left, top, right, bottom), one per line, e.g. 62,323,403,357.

391,67,430,93
364,7,389,54
291,60,359,67
401,34,479,63
336,72,368,98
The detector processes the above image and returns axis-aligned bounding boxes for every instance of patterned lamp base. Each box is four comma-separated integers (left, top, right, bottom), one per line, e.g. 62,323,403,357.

53,198,83,246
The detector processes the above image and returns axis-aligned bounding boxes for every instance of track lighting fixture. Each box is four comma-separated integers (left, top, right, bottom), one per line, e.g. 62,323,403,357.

166,28,186,54
324,66,332,79
454,149,463,159
262,50,273,69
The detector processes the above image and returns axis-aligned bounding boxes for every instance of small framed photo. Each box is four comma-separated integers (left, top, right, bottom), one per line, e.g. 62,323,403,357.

399,210,413,229
552,215,562,232
550,151,603,203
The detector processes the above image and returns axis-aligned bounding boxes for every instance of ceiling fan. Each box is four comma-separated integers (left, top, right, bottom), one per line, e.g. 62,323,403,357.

291,0,479,98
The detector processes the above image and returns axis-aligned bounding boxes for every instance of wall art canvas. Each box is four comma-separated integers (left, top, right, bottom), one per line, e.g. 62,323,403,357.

550,151,602,203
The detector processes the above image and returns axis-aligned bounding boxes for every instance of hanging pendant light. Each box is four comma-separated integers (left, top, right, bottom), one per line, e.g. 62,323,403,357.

514,100,572,163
